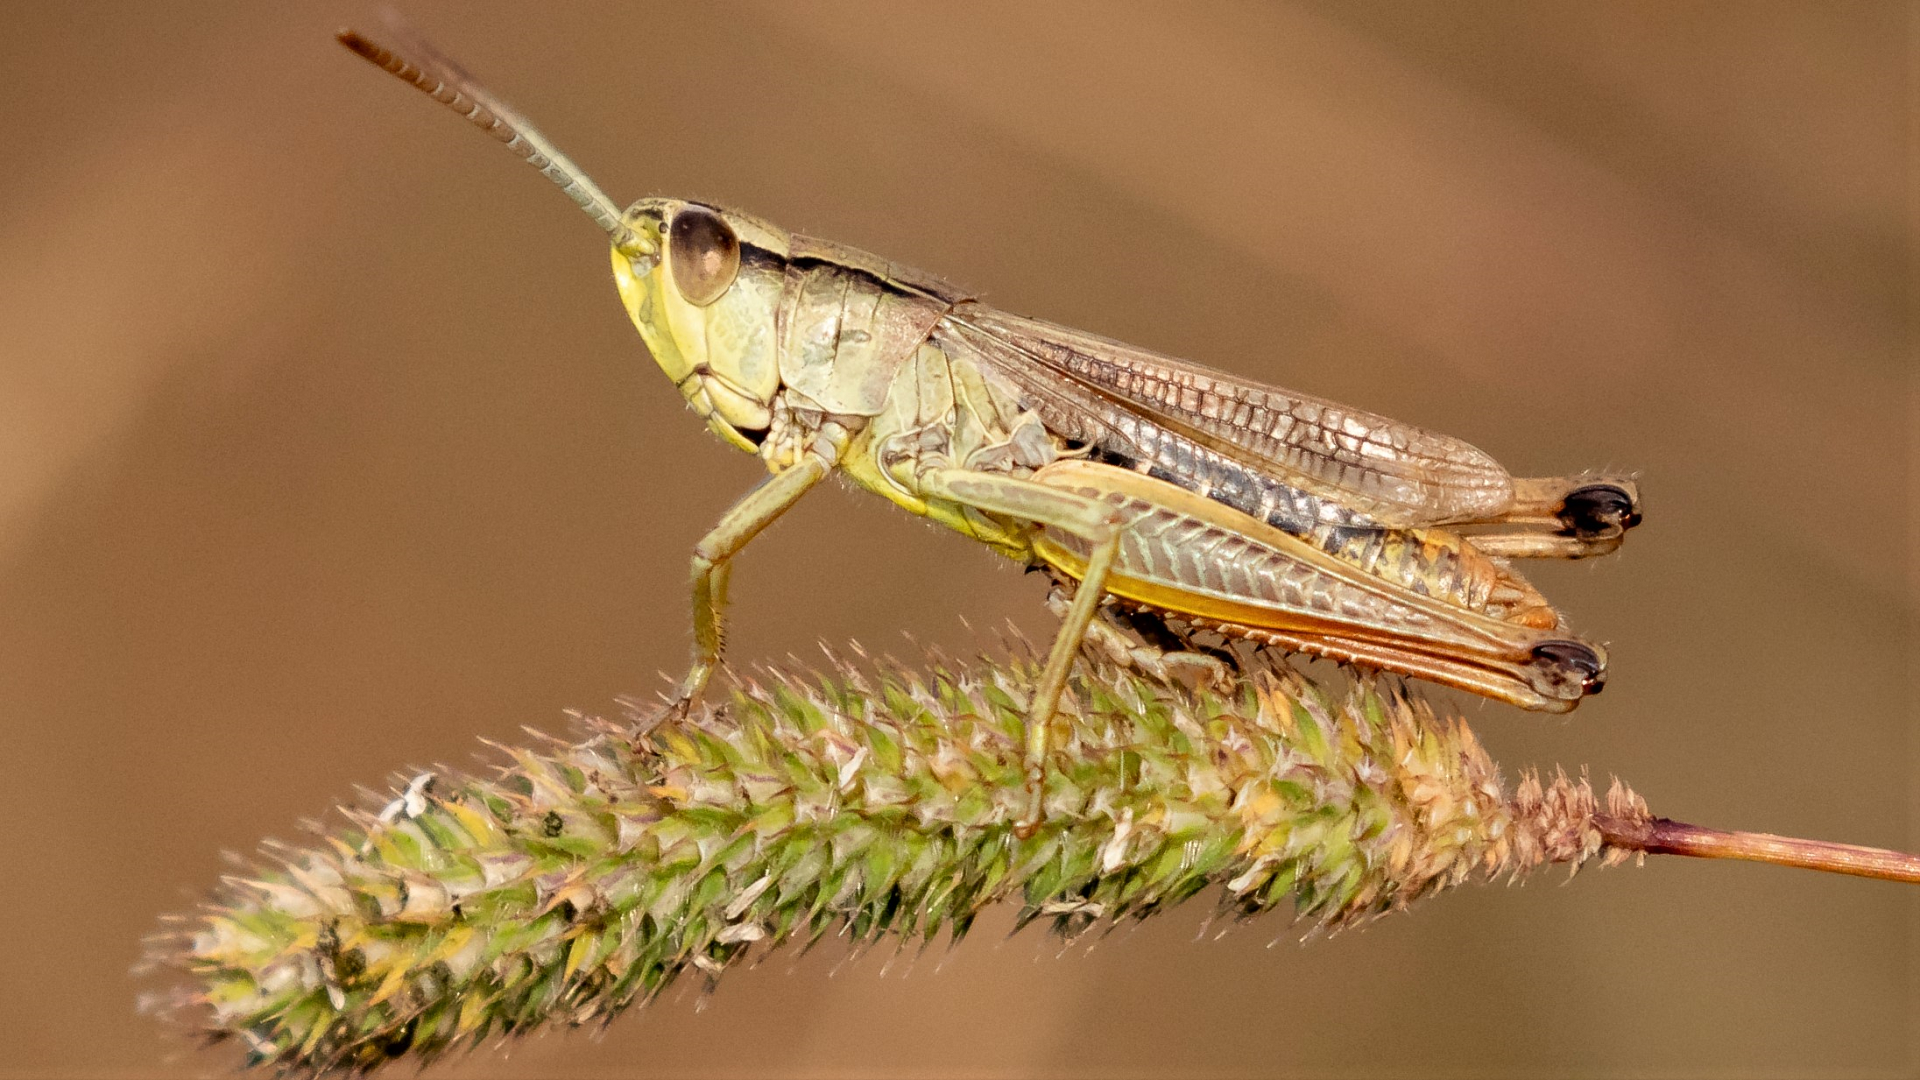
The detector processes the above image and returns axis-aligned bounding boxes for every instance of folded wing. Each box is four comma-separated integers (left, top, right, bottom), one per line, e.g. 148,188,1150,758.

944,306,1515,528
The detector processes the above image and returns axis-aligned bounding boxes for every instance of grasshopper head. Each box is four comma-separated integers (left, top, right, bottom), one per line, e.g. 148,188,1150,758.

335,23,793,456
610,199,792,453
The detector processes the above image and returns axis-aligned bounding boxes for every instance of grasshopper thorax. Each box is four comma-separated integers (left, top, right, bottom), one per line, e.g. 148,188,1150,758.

610,198,795,453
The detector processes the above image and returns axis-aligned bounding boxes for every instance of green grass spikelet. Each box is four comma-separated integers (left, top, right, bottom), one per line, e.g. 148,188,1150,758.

156,649,1646,1074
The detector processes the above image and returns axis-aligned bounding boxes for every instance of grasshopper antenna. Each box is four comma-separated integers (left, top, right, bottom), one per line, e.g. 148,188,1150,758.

336,13,649,255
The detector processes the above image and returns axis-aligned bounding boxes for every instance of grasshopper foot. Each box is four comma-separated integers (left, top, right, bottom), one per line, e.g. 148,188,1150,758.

1048,586,1235,691
665,660,719,724
1159,650,1235,693
663,693,696,724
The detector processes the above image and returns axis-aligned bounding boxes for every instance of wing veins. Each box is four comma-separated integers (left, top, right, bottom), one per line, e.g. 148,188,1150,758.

944,307,1513,526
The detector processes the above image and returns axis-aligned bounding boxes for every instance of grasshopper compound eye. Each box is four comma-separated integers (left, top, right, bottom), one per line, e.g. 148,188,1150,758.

667,205,741,307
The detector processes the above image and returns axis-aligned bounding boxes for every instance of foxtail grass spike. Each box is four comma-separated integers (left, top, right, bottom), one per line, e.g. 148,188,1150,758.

148,647,1919,1074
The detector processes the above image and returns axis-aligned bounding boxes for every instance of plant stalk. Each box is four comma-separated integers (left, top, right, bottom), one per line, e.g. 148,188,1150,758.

1594,814,1920,884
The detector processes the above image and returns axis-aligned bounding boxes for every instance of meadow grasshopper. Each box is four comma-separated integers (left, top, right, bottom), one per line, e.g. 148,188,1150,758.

339,21,1641,832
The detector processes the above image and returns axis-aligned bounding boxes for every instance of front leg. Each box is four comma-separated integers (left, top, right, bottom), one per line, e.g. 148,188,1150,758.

675,452,833,712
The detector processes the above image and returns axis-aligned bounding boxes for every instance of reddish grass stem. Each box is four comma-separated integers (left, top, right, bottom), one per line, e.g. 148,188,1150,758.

1594,815,1920,884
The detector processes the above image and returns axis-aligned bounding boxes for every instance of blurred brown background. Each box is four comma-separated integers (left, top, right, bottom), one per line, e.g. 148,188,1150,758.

2,2,1913,1076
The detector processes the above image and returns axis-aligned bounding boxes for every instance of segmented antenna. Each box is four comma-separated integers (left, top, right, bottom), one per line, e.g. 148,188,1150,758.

337,16,646,253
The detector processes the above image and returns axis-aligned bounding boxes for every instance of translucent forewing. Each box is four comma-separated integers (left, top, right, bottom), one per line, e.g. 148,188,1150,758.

943,307,1516,528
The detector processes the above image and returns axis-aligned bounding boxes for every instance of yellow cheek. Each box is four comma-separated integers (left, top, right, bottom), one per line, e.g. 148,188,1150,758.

661,291,710,376
611,249,693,383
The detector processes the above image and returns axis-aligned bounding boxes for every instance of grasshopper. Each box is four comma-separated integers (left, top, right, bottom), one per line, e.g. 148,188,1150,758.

339,22,1641,831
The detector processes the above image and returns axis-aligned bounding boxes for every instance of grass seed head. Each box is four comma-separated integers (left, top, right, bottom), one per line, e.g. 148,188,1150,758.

150,649,1660,1073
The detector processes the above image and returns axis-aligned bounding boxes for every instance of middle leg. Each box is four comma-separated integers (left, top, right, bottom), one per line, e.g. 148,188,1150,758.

1047,584,1234,691
920,468,1127,834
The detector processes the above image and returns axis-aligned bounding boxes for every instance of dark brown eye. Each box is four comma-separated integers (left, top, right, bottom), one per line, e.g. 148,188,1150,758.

667,205,740,307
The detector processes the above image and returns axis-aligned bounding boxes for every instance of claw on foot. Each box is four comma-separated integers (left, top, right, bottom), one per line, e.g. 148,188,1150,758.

667,661,718,723
1051,587,1238,692
1157,650,1234,693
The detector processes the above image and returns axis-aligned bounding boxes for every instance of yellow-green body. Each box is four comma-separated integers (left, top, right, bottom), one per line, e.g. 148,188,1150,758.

605,194,1602,704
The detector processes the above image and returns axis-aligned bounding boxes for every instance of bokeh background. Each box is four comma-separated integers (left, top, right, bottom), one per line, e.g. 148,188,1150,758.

2,2,1914,1076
